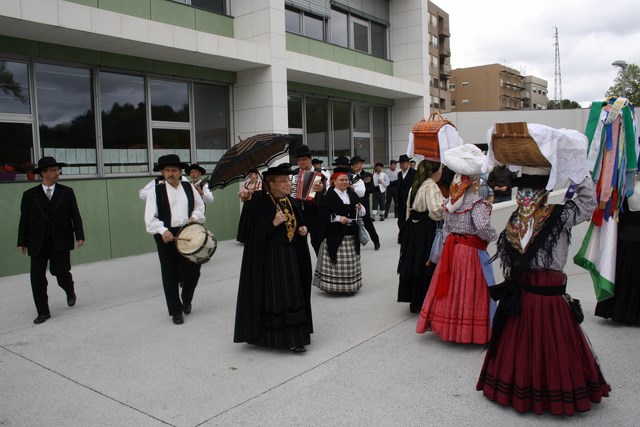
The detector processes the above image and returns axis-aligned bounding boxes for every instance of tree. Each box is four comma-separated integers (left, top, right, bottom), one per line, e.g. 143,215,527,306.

547,99,582,109
606,63,640,106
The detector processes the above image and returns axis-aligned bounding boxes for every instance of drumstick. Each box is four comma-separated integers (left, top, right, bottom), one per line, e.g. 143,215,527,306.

173,237,192,242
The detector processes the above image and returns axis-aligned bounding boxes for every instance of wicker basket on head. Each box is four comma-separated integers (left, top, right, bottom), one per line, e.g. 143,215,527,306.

412,112,454,161
491,122,550,167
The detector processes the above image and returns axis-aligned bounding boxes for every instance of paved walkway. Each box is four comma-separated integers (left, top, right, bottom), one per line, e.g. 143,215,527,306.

1,217,638,426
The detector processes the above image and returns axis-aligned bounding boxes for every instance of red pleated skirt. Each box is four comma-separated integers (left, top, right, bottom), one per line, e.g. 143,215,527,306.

476,280,611,415
416,243,491,344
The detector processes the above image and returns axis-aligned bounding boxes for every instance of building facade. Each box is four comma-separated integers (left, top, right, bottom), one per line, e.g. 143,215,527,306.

0,0,439,276
426,1,451,113
449,63,548,112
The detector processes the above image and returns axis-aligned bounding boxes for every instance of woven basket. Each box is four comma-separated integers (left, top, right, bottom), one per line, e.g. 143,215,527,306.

413,113,454,160
491,122,550,167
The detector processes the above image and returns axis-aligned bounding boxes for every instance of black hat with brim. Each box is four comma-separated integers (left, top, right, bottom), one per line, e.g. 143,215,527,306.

186,163,206,175
153,154,189,172
263,163,293,177
350,155,365,165
332,155,351,166
311,158,323,164
34,156,67,174
293,145,312,159
398,154,412,163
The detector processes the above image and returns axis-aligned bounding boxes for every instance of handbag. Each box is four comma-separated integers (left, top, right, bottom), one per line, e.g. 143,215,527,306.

564,293,584,324
356,210,370,246
428,220,444,264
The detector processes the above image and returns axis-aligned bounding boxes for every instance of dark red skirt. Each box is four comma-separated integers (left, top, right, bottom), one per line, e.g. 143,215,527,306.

477,271,611,415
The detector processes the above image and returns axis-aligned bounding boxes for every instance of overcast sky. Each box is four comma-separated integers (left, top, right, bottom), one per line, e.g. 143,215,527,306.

443,0,640,106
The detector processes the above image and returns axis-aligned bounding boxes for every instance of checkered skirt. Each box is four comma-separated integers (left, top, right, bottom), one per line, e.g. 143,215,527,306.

313,236,362,293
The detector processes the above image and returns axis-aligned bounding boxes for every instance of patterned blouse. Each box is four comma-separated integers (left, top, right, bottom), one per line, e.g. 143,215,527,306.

443,191,498,243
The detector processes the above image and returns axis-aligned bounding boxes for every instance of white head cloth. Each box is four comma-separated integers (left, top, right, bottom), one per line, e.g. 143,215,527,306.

443,143,487,176
483,123,588,190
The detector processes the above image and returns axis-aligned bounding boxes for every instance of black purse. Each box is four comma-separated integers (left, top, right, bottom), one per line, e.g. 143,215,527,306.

564,293,584,324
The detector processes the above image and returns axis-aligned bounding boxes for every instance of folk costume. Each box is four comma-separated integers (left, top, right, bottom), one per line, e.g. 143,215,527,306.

351,155,380,249
313,168,365,294
145,155,205,324
17,157,85,323
416,145,498,344
234,165,313,351
236,169,262,243
396,155,416,229
397,159,444,313
477,124,610,415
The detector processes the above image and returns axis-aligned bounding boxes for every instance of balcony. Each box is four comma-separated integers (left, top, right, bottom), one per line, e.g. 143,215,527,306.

438,22,450,37
440,64,451,77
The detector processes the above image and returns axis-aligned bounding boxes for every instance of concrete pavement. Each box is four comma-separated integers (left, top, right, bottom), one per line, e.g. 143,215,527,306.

1,213,638,426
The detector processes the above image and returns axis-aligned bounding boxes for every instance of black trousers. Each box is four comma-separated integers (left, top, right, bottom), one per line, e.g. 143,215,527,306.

385,185,399,217
30,239,75,316
371,191,386,218
154,233,201,316
361,194,380,245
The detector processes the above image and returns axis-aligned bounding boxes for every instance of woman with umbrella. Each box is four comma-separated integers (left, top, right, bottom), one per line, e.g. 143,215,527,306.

233,163,313,353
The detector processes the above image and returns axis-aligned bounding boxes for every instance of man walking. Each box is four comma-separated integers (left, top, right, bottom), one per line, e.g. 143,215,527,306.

384,159,399,219
17,156,85,324
397,154,416,230
371,162,390,221
351,156,381,250
145,154,205,325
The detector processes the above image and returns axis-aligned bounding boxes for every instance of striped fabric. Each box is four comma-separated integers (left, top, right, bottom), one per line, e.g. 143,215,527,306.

313,236,362,293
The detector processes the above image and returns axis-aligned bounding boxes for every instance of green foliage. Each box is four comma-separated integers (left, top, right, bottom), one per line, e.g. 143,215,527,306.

606,63,640,106
547,99,582,109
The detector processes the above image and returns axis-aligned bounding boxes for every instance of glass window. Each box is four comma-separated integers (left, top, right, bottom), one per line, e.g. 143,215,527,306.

353,105,369,133
371,21,386,59
332,101,350,158
305,97,328,159
288,95,303,130
190,0,225,14
0,123,33,174
193,83,229,166
353,137,370,162
0,60,31,114
100,72,148,173
352,18,369,53
285,7,301,34
35,63,96,175
330,8,348,48
150,79,189,122
372,107,387,165
303,13,324,41
151,128,191,163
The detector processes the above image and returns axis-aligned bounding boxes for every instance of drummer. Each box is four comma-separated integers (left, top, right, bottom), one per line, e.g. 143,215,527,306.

144,154,206,325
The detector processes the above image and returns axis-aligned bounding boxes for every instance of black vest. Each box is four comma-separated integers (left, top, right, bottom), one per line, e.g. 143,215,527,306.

155,182,195,229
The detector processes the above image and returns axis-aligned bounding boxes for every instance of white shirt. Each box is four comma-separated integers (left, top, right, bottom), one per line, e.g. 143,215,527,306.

372,171,390,193
330,188,366,222
386,168,399,183
139,176,189,201
42,183,56,197
144,182,205,235
194,180,214,204
351,176,366,198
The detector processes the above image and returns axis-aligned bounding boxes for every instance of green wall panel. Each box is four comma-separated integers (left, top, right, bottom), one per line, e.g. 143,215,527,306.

0,177,241,278
39,42,103,65
195,9,233,37
151,0,196,29
288,81,394,107
100,52,155,73
286,33,393,76
98,0,151,19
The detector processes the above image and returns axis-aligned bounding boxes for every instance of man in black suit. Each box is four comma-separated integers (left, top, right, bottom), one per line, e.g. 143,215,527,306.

350,156,381,250
397,154,416,230
17,157,85,324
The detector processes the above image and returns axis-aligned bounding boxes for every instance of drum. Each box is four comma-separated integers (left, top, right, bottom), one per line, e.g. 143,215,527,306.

175,223,217,264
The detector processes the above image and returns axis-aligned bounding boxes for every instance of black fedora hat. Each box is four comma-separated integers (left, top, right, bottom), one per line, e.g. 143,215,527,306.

186,163,206,175
293,145,312,159
153,154,189,172
34,156,67,174
332,155,351,166
398,154,412,163
263,163,293,177
350,155,365,165
311,158,323,165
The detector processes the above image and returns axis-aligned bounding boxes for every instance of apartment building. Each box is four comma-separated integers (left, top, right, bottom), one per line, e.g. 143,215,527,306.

449,63,548,112
0,0,438,276
426,1,451,112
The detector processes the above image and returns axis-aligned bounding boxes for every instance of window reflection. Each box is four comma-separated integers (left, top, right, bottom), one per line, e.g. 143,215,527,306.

332,101,350,158
305,97,328,159
372,107,387,165
35,63,96,174
150,79,189,122
100,72,148,173
0,123,33,174
152,129,191,163
194,83,229,165
330,9,348,48
0,60,30,114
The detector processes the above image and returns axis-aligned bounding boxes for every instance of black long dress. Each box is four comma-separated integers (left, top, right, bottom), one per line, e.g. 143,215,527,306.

234,191,313,349
595,200,640,325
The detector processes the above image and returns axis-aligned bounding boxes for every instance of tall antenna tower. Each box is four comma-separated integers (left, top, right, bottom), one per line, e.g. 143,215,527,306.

553,27,562,109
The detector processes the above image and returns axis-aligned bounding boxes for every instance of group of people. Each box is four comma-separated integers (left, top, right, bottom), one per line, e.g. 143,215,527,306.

19,121,640,416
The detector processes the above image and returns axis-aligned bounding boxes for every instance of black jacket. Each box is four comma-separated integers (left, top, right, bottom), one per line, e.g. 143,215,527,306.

17,183,84,256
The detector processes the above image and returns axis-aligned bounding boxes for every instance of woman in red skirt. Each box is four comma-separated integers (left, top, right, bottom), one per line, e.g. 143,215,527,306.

416,144,498,345
477,167,610,415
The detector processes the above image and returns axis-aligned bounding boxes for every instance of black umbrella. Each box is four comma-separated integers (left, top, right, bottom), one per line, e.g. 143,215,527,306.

208,133,299,190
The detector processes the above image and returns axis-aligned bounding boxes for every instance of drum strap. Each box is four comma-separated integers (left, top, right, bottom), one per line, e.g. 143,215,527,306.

155,182,195,228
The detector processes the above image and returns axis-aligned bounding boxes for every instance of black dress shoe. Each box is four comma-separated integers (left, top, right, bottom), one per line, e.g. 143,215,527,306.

67,293,76,307
183,303,192,314
172,315,184,325
34,314,51,324
374,242,381,250
290,346,307,353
